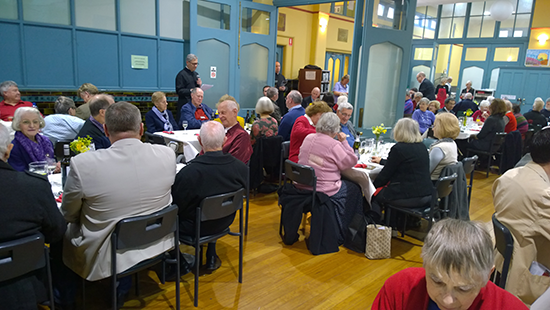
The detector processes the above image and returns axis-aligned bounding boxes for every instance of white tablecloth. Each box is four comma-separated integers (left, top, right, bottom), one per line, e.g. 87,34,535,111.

155,130,202,161
457,119,483,140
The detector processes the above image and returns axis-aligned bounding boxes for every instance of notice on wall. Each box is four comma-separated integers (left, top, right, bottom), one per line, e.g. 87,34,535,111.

131,55,148,69
501,94,517,101
525,49,549,67
305,71,316,80
210,66,217,79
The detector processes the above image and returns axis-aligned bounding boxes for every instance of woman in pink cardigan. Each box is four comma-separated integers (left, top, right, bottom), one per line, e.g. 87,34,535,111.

297,112,363,244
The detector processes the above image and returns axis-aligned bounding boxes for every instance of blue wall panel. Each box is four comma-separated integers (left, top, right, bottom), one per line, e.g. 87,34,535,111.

121,36,157,89
159,40,184,90
0,23,24,85
76,31,119,88
24,26,74,87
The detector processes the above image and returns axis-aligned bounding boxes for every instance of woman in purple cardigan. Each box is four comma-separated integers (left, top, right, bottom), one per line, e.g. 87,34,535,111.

8,107,56,172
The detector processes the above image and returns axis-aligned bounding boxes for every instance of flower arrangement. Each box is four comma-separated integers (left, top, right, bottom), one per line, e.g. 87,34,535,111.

70,136,92,154
372,124,387,142
465,109,473,117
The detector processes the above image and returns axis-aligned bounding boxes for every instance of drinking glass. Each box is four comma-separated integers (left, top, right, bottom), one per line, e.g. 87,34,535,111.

29,161,48,175
46,157,57,175
182,120,188,131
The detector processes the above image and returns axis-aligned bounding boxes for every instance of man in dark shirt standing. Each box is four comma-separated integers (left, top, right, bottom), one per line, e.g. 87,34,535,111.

176,54,202,122
275,61,287,115
416,72,436,100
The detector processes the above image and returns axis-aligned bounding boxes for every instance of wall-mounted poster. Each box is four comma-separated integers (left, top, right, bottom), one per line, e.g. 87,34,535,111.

525,49,549,67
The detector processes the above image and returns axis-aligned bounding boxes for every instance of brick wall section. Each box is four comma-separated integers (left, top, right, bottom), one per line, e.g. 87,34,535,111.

20,90,178,133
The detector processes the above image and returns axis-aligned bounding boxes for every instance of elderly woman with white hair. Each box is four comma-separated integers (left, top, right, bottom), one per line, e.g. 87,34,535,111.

472,100,491,123
8,107,57,171
412,98,435,134
460,80,475,99
524,97,548,131
298,112,363,245
370,118,433,221
250,96,278,146
373,218,528,310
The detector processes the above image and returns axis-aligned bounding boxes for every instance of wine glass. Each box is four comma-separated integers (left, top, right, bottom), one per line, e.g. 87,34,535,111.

182,120,188,131
29,161,48,175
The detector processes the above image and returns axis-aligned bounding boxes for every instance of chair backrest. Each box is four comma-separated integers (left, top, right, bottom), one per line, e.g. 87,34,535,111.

281,141,290,160
144,132,166,145
489,132,507,154
55,139,73,161
200,188,244,221
461,155,478,175
261,136,283,167
523,128,535,155
435,173,457,199
284,159,317,188
0,234,46,282
492,214,514,288
112,204,178,251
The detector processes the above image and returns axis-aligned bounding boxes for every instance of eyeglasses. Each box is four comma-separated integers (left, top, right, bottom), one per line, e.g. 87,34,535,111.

189,62,199,66
21,120,40,126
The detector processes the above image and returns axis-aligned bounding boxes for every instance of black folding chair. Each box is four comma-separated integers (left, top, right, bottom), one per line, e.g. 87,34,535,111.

523,128,535,155
385,174,457,237
492,214,514,289
467,132,506,178
278,141,291,188
84,205,180,310
0,233,54,310
279,160,317,238
144,132,167,145
461,155,478,208
179,188,244,307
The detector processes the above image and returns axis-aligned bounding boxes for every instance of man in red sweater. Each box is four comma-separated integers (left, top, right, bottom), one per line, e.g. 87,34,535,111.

217,100,252,164
0,81,33,121
372,219,528,310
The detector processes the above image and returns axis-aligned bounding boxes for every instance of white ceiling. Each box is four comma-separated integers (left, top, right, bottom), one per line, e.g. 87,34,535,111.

417,0,486,6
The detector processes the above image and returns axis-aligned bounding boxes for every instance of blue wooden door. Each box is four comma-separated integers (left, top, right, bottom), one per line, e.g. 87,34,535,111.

325,52,351,92
188,0,276,110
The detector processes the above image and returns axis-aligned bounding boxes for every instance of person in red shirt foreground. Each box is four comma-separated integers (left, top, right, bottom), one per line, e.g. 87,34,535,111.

372,218,528,310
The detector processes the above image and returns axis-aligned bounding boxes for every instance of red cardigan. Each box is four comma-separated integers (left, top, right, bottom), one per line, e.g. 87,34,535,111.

372,268,528,310
504,111,517,133
288,115,315,163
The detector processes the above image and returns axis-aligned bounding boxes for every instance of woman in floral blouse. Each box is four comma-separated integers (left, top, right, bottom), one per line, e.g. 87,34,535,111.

250,96,278,146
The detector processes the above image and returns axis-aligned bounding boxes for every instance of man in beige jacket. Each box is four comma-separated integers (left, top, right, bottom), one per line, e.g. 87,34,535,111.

56,101,176,306
493,126,550,306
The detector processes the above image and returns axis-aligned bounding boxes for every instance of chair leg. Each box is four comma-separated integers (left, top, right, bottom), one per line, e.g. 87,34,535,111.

112,275,117,310
81,278,86,310
485,155,491,178
44,247,55,310
194,243,200,307
135,273,140,296
239,207,244,283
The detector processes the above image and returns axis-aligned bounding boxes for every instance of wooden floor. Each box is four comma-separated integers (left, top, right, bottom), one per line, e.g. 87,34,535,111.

81,171,499,309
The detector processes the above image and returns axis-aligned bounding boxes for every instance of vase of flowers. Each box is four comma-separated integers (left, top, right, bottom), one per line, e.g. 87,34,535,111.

372,123,387,151
70,136,93,154
464,109,473,126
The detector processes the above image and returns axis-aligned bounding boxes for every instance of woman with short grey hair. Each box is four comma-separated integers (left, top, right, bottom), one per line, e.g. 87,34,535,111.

297,112,364,248
250,96,278,146
9,107,56,171
373,218,528,310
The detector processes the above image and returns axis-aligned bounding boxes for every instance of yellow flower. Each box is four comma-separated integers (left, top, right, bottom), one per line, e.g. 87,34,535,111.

70,136,93,154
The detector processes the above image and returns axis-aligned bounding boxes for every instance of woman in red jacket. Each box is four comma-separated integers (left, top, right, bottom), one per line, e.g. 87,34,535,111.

288,101,332,162
372,219,527,310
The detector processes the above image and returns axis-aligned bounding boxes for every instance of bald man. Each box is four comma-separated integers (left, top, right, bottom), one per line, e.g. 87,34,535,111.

302,87,320,108
416,72,436,100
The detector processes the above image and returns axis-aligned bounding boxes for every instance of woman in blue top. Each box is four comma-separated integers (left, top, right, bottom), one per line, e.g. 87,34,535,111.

412,98,435,134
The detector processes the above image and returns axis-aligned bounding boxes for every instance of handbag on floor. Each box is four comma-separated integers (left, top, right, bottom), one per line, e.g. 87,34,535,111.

343,213,371,253
365,223,391,259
